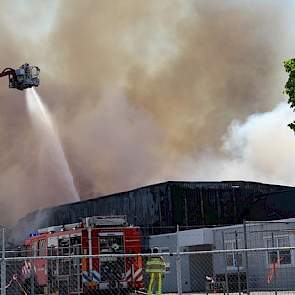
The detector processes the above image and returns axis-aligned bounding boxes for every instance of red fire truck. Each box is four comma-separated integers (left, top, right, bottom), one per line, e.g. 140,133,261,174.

23,216,144,294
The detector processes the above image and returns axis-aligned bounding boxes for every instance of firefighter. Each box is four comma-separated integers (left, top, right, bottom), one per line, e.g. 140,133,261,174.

146,247,166,295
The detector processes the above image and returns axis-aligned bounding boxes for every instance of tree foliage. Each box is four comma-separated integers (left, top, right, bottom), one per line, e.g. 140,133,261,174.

284,58,295,131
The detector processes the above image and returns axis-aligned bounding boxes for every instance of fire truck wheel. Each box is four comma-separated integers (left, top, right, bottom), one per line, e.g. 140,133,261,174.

91,289,129,295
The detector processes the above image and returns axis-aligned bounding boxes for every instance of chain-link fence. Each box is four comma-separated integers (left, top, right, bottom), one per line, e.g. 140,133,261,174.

180,247,295,295
3,252,174,295
2,220,295,294
2,248,295,294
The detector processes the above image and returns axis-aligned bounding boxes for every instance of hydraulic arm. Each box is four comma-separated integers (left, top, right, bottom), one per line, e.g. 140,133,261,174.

0,63,40,90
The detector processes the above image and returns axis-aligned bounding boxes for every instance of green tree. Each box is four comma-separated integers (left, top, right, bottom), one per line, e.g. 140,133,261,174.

284,58,295,131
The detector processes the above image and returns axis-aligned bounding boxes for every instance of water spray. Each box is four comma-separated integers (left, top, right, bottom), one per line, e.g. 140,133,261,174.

0,63,79,202
26,88,80,202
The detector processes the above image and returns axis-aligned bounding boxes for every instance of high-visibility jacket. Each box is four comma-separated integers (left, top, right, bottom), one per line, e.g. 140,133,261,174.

146,256,166,273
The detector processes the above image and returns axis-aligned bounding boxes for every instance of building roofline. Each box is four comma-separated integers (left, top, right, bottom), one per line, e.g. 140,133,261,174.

16,180,295,222
71,180,294,206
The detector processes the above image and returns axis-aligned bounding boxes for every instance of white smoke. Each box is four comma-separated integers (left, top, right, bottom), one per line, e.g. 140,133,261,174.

186,101,295,186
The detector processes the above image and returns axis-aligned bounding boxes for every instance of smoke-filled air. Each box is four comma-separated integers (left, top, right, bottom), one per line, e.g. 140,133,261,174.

0,0,295,225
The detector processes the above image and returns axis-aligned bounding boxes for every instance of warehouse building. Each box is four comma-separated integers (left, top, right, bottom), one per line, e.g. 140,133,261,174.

10,180,295,244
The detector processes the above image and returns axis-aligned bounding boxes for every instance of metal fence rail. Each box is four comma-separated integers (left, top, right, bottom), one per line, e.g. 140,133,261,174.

2,220,295,294
1,249,295,295
3,252,171,295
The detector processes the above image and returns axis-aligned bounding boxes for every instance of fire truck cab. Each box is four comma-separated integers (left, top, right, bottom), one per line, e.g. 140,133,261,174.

24,216,143,294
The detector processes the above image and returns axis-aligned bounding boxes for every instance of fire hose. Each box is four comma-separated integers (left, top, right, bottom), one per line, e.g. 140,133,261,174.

5,274,27,295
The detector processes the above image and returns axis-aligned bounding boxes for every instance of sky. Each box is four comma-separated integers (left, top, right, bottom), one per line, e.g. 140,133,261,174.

1,0,295,224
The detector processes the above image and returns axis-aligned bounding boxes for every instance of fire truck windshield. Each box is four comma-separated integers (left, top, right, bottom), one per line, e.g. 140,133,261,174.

99,235,124,254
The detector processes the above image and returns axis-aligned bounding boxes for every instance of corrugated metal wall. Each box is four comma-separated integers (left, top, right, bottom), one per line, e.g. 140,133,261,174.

9,181,295,245
168,181,295,227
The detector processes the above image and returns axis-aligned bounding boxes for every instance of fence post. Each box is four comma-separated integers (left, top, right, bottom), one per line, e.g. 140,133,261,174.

271,232,277,295
30,258,35,295
222,231,229,295
235,231,241,295
1,228,6,295
243,220,250,295
176,225,182,295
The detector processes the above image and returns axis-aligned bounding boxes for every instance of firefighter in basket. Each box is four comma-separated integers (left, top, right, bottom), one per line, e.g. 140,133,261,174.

146,247,166,295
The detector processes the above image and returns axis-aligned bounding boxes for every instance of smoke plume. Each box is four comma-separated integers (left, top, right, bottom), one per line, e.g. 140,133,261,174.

181,102,295,185
0,0,293,224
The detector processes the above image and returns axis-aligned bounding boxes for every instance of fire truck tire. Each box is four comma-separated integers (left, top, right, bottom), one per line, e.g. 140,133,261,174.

89,289,130,295
120,290,131,295
34,283,44,294
119,289,132,295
